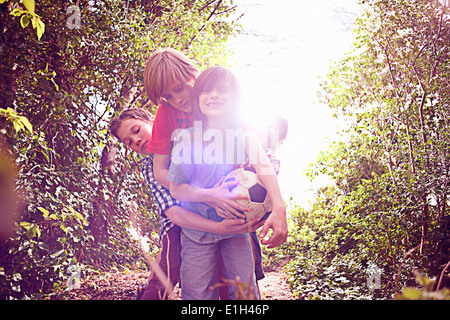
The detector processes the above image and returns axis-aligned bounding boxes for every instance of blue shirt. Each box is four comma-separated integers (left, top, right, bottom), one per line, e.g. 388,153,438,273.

167,123,247,244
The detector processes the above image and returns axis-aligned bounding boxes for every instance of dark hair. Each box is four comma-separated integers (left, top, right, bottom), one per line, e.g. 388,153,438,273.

192,66,241,128
109,108,154,140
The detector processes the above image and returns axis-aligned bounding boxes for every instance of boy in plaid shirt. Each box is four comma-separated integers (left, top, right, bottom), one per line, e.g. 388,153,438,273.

109,108,260,299
110,48,287,299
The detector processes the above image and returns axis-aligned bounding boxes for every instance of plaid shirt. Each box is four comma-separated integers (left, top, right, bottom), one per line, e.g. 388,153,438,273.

141,154,179,244
140,153,280,244
268,154,281,175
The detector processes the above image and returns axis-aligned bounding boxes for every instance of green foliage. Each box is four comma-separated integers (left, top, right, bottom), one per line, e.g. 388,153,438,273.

395,270,450,300
282,192,380,300
0,108,33,134
3,0,46,40
0,0,239,299
282,0,450,299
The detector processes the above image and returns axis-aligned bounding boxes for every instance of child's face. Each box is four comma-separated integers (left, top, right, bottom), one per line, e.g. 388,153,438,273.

198,81,233,119
258,124,284,155
161,79,195,113
116,118,152,155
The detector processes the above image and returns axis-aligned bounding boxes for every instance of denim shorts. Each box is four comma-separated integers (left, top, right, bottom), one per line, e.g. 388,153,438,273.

180,232,259,300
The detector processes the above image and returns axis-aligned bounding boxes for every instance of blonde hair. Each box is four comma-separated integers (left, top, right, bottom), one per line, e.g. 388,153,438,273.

109,108,154,141
144,48,200,106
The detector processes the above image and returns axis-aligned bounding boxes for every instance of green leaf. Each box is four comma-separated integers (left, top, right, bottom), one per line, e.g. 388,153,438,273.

10,8,24,17
31,16,37,28
51,78,59,91
50,249,65,259
26,226,35,239
19,116,33,133
23,0,35,14
36,19,45,40
35,225,41,238
20,15,31,28
20,221,31,230
12,119,24,132
60,223,68,234
1,108,33,134
401,287,422,300
38,207,49,218
48,214,59,220
75,212,84,221
41,149,49,161
37,242,50,252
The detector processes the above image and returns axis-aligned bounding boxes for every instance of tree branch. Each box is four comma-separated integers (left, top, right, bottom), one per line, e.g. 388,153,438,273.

188,0,223,47
436,259,450,291
394,245,419,293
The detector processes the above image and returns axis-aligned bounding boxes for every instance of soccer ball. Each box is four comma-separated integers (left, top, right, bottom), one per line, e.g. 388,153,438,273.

222,167,272,221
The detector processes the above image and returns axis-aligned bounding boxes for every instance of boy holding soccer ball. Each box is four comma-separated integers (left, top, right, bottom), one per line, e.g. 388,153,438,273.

167,66,287,300
112,49,287,300
110,50,260,300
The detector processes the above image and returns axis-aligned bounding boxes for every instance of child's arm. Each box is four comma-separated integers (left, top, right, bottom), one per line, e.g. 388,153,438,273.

164,205,263,235
170,180,248,219
142,153,261,235
157,158,250,219
153,153,171,189
247,138,288,248
155,152,249,218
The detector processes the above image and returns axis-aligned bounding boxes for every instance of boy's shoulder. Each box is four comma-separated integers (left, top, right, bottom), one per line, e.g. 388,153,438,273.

153,104,194,130
155,104,191,119
141,154,154,167
154,104,176,122
147,105,194,155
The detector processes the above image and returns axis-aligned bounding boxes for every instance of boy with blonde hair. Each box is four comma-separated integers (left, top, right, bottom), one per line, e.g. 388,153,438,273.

144,48,287,247
113,48,286,300
110,49,262,300
143,49,248,217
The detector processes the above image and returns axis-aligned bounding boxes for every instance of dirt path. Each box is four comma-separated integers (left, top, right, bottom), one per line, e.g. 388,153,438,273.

258,268,294,300
53,267,293,300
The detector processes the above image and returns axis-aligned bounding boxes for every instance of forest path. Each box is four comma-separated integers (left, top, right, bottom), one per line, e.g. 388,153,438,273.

54,265,294,300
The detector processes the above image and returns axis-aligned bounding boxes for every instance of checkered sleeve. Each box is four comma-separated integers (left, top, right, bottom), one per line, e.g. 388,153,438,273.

268,154,281,175
141,154,179,243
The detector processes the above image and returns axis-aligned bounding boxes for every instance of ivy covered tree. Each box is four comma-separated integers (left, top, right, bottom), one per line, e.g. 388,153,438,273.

0,0,240,299
285,0,450,299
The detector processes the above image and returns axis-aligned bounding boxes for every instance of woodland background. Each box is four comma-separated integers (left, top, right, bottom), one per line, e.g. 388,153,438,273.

0,0,449,300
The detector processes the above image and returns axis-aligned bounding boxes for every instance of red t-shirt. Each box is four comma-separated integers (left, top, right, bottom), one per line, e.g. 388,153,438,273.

146,104,195,155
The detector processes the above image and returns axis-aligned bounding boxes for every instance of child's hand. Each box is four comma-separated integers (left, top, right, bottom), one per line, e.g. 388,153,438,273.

215,218,265,235
207,177,250,220
260,205,288,249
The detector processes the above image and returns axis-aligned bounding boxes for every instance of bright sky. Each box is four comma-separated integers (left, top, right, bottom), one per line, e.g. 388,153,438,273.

227,0,361,208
